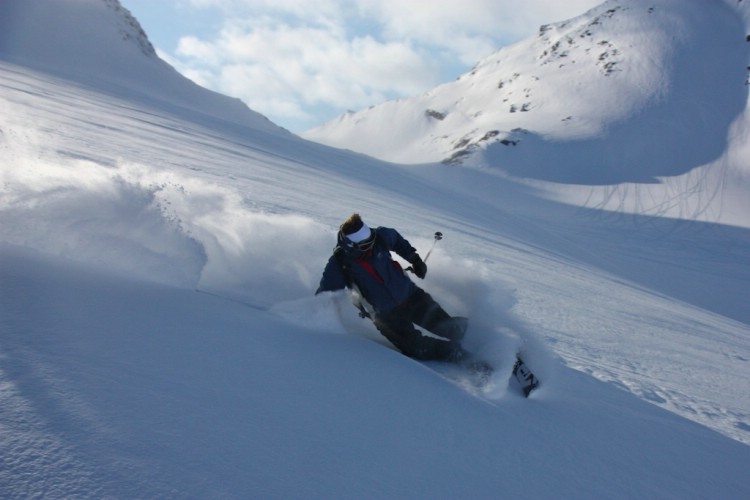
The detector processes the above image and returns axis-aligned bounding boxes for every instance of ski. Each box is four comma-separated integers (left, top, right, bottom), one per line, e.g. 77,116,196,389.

428,353,539,396
512,354,540,397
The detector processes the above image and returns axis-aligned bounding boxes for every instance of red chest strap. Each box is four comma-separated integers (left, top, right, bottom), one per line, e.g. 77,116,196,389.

356,257,384,284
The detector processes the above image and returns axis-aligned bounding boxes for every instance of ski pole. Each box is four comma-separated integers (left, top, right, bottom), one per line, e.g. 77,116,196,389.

422,231,443,264
406,231,442,272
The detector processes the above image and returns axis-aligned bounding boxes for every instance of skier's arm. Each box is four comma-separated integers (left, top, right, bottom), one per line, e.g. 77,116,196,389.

315,254,348,294
378,227,418,261
379,227,427,278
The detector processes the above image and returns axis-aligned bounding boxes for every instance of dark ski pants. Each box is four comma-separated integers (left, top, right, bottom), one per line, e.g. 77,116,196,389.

373,288,467,361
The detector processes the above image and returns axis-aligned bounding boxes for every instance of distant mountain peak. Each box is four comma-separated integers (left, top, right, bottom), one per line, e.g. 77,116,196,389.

534,5,626,76
104,0,157,58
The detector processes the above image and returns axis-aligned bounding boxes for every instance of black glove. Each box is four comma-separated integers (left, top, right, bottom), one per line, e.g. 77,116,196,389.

409,254,427,279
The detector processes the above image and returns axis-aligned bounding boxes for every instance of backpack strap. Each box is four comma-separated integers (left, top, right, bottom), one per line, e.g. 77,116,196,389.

333,247,353,289
332,243,374,319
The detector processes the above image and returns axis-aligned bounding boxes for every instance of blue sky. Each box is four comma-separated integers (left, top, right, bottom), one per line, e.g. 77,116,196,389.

122,0,601,133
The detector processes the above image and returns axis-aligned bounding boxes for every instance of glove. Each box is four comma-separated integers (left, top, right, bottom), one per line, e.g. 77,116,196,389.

409,254,427,279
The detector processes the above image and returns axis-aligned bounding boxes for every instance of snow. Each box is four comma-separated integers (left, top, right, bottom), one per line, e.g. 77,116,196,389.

2,0,750,497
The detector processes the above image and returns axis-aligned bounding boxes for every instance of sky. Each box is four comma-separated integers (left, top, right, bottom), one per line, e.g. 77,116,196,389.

122,0,602,132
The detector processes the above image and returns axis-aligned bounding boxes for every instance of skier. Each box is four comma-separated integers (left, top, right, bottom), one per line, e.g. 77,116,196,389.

316,213,469,362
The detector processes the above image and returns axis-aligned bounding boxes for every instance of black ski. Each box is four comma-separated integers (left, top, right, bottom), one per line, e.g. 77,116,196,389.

512,354,540,397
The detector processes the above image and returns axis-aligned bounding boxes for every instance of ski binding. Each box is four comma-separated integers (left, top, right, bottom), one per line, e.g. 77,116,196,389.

512,355,540,397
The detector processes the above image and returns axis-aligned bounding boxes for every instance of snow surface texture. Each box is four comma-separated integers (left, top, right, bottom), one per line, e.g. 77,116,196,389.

2,0,750,497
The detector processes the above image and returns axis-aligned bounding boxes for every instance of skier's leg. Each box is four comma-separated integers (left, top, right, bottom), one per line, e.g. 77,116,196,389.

403,290,492,369
408,288,467,341
373,313,460,361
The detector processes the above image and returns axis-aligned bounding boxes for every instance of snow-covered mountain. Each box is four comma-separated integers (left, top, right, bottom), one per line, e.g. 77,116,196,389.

304,0,750,203
2,0,750,497
305,0,744,168
0,0,284,133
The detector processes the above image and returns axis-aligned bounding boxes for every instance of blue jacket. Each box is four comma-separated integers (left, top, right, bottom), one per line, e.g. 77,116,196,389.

316,227,419,314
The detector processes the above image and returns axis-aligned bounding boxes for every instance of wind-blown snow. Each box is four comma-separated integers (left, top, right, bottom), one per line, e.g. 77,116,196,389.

1,0,750,498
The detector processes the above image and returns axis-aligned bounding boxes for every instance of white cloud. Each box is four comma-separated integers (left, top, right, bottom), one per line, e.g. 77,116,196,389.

164,0,600,131
171,12,439,128
357,0,606,63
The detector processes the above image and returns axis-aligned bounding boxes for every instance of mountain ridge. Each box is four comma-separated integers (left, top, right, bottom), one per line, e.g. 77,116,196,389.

304,0,748,185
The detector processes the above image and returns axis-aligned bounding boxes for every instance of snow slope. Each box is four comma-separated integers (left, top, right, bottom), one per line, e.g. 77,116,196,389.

3,244,750,498
2,0,750,497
